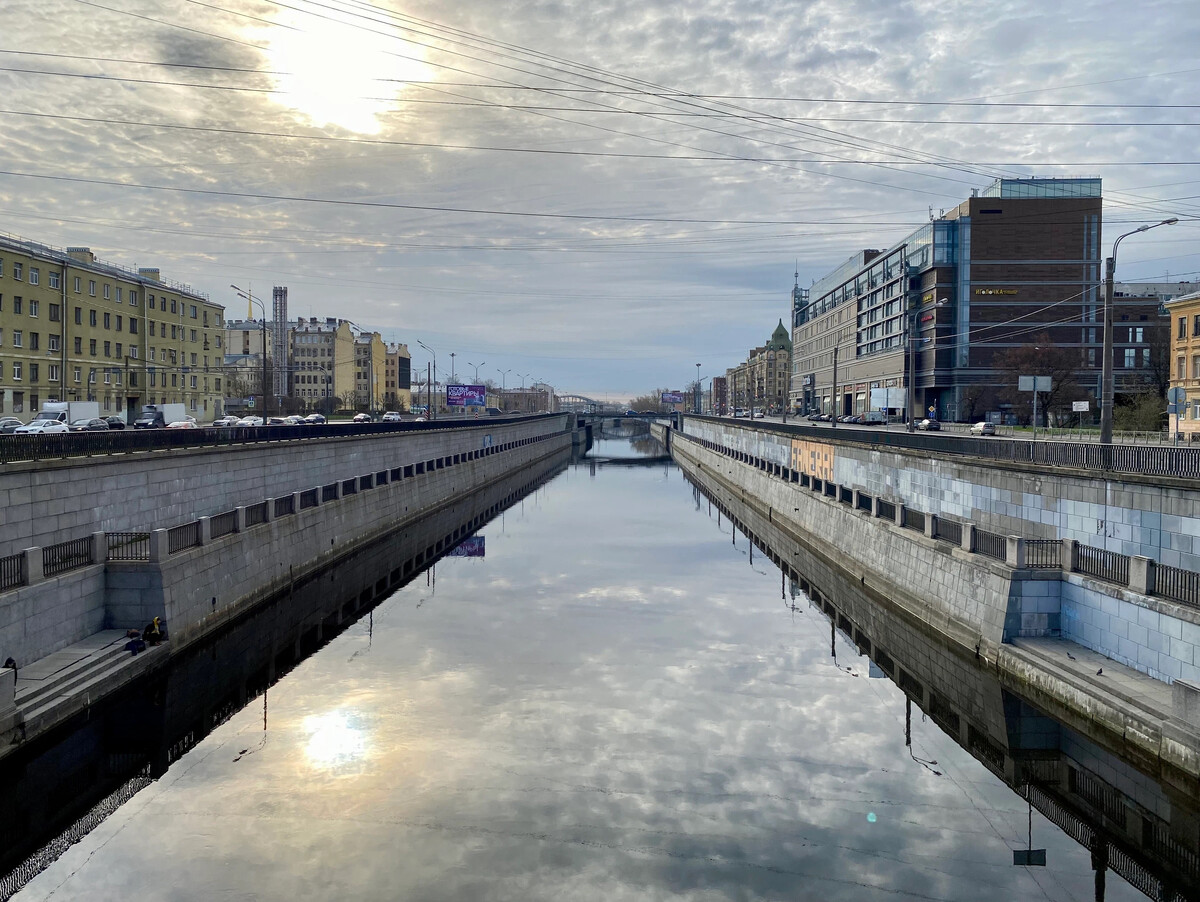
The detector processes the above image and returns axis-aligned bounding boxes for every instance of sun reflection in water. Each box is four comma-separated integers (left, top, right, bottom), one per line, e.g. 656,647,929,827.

304,709,368,772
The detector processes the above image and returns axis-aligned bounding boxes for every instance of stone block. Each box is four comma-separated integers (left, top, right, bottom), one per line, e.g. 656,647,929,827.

22,548,43,584
1173,680,1200,727
1129,555,1156,595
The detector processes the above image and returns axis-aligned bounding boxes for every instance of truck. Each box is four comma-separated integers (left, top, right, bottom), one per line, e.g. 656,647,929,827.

133,403,188,429
31,400,101,425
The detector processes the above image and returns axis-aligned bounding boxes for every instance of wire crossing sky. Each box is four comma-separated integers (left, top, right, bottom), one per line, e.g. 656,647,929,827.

1,0,1197,398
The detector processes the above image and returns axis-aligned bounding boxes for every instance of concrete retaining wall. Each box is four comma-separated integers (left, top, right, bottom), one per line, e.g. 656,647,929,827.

681,417,1200,571
0,414,570,558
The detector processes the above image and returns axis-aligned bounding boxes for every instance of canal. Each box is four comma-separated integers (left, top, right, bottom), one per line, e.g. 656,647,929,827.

4,431,1192,900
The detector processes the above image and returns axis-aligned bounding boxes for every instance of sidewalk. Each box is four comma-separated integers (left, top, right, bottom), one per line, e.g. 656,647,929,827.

2,630,167,760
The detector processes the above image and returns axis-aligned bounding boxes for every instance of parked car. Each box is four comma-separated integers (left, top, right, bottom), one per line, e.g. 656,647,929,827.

304,413,327,425
212,415,240,427
733,408,747,418
166,420,199,429
381,411,402,422
104,416,126,430
752,408,765,418
624,410,638,417
916,418,941,431
235,416,264,427
0,416,25,433
353,412,373,423
970,421,996,435
15,420,70,434
69,417,110,432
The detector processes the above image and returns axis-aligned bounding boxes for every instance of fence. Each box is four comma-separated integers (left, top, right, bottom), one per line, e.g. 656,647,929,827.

1075,545,1131,585
876,499,896,522
933,518,962,546
273,495,294,518
973,529,1007,562
1156,563,1200,607
244,501,269,528
902,508,925,532
1,552,24,590
43,536,94,576
210,510,238,540
1025,539,1061,569
167,521,201,555
106,532,150,561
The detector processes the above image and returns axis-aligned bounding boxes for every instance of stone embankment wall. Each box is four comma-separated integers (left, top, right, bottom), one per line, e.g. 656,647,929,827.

0,416,572,665
0,415,568,558
681,417,1200,572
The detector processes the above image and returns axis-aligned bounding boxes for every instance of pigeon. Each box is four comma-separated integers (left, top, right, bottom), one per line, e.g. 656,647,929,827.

1066,652,1076,661
1096,668,1103,676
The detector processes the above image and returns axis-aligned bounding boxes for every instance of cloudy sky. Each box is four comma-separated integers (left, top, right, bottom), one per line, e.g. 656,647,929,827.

2,0,1198,400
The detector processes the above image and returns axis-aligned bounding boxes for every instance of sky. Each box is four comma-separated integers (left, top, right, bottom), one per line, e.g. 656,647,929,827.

1,0,1198,401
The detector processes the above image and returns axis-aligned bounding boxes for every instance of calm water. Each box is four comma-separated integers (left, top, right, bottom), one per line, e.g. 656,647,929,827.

13,436,1150,901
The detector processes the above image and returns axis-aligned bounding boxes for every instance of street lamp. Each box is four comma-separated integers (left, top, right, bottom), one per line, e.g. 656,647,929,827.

497,368,510,410
1100,217,1179,443
467,361,486,382
449,351,456,383
695,363,701,414
230,284,268,418
416,339,437,420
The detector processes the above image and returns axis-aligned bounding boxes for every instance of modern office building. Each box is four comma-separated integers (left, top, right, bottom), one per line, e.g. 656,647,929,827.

789,178,1158,422
0,236,225,421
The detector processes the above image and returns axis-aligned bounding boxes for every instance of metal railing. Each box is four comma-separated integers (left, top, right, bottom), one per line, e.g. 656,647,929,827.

933,518,962,546
876,499,896,521
274,495,294,518
1025,539,1061,569
167,521,201,554
0,552,23,590
244,501,268,527
973,529,1007,562
300,488,319,509
43,536,94,576
210,510,238,539
1156,563,1200,607
1075,544,1130,585
321,483,338,503
902,508,925,532
106,532,150,561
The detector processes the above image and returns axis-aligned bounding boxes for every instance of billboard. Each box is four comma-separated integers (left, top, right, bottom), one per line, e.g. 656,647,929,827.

447,384,487,407
661,391,684,404
447,536,485,557
869,387,906,409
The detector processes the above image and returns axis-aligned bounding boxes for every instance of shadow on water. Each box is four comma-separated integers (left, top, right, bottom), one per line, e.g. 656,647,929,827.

0,447,572,899
683,471,1200,902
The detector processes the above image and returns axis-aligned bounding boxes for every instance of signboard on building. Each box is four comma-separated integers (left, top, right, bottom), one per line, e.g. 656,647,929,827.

661,391,684,404
1072,400,1090,412
447,384,487,407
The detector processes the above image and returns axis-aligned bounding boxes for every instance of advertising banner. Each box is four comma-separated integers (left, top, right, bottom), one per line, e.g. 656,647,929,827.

447,384,487,407
661,391,684,404
447,536,485,557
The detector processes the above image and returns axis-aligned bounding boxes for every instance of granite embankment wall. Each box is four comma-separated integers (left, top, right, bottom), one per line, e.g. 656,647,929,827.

0,414,569,558
0,416,572,666
681,416,1200,572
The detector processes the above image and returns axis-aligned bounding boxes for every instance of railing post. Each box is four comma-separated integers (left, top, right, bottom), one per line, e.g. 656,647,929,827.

234,506,246,532
924,514,936,539
1006,536,1025,569
263,499,274,522
197,517,211,545
312,486,323,507
871,496,881,518
852,489,861,511
333,481,343,500
292,492,302,514
1060,538,1078,573
894,503,905,527
148,529,168,563
91,531,108,563
1129,555,1156,595
961,524,975,553
22,548,44,585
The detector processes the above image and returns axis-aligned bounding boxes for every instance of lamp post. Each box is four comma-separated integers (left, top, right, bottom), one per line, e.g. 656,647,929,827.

467,361,486,382
449,351,456,383
497,368,510,410
1100,218,1179,443
695,363,702,414
416,339,437,419
230,284,267,418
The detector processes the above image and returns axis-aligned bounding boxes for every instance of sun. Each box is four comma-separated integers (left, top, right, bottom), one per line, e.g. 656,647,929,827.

261,8,429,134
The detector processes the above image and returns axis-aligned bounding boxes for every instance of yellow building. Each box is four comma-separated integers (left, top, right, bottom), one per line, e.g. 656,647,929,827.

0,237,225,421
1167,291,1200,438
354,330,386,411
383,342,412,412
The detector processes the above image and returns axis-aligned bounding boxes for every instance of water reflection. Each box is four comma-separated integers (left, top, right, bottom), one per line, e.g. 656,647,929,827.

9,438,1190,901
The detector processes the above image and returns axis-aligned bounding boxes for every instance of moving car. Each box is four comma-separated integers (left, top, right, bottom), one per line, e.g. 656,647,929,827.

733,408,747,418
212,415,240,427
485,407,503,416
624,410,638,417
352,412,372,423
104,417,126,430
752,409,765,418
15,420,70,434
69,418,111,432
969,421,996,436
235,416,264,427
303,413,327,425
166,420,199,429
916,418,940,431
381,411,402,422
0,417,24,433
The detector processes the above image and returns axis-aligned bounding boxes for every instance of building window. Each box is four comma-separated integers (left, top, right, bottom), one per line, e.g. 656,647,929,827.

116,315,122,331
190,304,197,319
29,268,38,285
13,263,22,280
28,300,38,318
74,276,81,293
103,284,110,299
12,362,21,381
1181,317,1188,340
29,363,38,382
1194,356,1200,379
48,272,59,289
48,364,59,382
75,306,83,325
13,297,21,314
190,329,197,342
12,330,22,347
115,287,122,303
89,280,96,296
49,303,60,322
89,339,97,355
88,369,96,384
1194,315,1200,338
74,367,81,383
48,335,58,352
115,343,122,358
1124,349,1136,368
190,375,197,389
1180,357,1188,380
104,341,111,357
74,337,82,354
103,312,111,329
129,290,137,305
130,318,138,334
128,347,137,358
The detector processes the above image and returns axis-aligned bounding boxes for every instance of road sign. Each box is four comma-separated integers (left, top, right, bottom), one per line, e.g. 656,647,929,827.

1018,375,1052,392
1072,401,1090,412
1168,387,1187,404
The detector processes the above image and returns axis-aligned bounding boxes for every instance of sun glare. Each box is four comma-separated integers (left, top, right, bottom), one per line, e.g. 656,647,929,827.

262,9,428,134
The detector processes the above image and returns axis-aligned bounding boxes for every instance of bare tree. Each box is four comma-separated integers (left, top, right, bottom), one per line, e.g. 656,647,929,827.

995,334,1088,426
